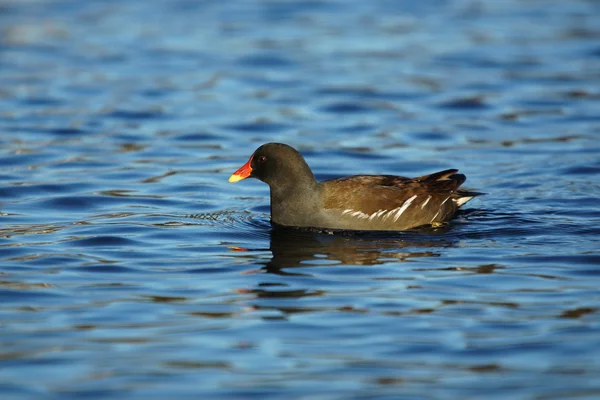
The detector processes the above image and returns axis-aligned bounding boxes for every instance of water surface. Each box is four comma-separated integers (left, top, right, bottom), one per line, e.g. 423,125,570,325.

1,0,600,399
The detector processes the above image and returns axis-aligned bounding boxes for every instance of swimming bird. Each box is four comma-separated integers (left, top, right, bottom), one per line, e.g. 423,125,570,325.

229,143,480,231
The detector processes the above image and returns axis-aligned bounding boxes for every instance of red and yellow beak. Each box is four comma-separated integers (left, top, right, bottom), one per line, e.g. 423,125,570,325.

228,155,253,183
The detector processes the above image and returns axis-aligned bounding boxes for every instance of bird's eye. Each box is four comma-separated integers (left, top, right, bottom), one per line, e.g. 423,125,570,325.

257,155,267,163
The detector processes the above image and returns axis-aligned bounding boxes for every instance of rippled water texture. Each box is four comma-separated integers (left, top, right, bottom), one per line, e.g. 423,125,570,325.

1,1,600,399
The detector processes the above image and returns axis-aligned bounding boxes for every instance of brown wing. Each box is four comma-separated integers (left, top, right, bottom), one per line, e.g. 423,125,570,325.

322,175,422,214
319,170,471,230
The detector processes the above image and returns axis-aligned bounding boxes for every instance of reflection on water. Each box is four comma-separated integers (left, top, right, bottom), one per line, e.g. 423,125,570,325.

265,228,448,271
236,228,453,312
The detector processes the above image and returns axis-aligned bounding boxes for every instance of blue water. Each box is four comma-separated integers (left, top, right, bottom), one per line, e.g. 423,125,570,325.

1,0,600,399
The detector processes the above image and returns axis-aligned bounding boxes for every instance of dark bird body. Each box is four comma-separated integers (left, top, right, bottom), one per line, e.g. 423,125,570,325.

229,143,480,231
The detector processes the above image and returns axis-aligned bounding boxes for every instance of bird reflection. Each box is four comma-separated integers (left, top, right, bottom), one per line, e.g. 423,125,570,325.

256,225,456,275
232,226,459,315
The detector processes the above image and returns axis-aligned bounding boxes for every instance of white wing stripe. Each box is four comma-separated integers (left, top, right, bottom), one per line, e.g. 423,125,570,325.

351,210,369,219
341,195,418,223
421,195,431,209
454,196,473,207
393,195,417,222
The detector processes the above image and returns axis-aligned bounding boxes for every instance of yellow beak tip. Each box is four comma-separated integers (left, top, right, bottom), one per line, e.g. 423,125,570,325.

228,174,244,183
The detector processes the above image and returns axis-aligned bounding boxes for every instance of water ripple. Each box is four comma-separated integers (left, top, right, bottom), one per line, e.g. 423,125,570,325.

1,0,600,398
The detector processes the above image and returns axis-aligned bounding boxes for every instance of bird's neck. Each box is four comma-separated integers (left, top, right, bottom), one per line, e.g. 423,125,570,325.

269,178,320,227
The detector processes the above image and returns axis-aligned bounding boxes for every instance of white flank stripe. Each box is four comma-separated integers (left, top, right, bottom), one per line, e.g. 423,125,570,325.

421,196,431,209
342,195,421,223
454,196,473,207
441,197,450,206
351,210,369,219
343,209,371,219
369,210,384,221
393,195,417,222
430,211,440,223
383,209,395,221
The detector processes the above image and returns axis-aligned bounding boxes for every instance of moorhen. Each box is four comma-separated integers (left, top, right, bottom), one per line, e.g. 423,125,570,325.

229,143,480,231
